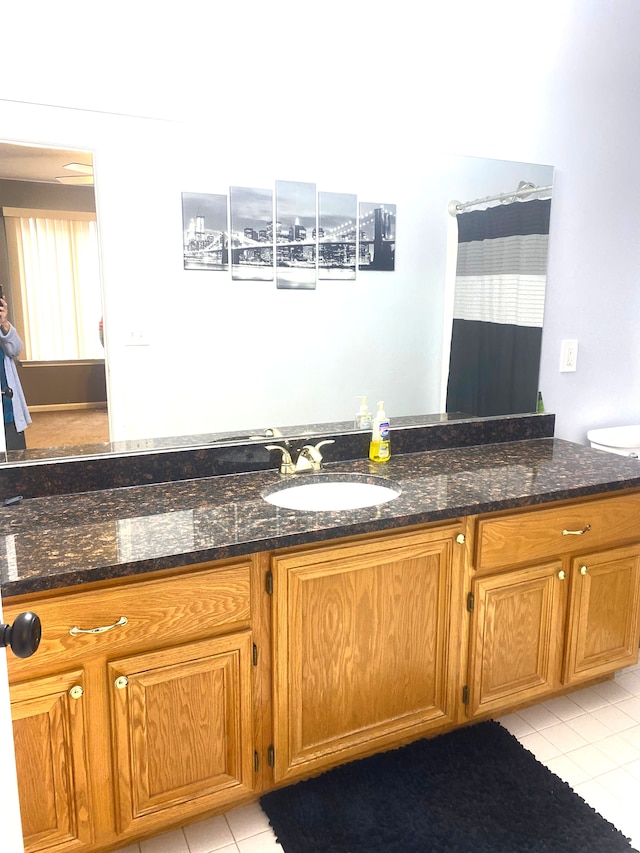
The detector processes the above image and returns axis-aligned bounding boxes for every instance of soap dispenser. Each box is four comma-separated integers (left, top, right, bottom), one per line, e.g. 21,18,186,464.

369,401,391,462
355,396,372,430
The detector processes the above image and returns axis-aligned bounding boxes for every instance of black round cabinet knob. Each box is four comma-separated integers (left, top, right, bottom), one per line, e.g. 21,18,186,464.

0,612,42,658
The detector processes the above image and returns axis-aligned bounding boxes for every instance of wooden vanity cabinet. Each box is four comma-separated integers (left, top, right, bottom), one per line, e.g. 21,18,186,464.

10,668,92,853
465,560,568,717
108,630,255,840
269,523,467,784
3,559,257,853
466,493,640,719
6,488,640,852
564,544,640,683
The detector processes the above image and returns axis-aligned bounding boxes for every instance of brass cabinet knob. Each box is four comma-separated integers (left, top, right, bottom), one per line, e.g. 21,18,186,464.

114,676,129,690
69,685,84,699
558,570,566,580
456,534,466,544
580,565,588,575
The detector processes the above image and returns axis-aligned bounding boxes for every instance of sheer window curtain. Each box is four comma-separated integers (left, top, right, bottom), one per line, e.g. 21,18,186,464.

3,208,103,361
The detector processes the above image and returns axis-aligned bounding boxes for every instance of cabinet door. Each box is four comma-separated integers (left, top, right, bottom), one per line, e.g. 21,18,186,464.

272,526,463,783
467,562,567,718
108,631,254,839
11,670,92,853
565,544,640,684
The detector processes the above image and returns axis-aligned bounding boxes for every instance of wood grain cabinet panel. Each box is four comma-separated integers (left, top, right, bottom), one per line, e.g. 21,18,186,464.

271,525,465,783
5,559,257,853
468,503,640,720
565,545,640,683
11,670,92,853
466,563,567,717
476,492,640,573
4,564,251,682
108,631,255,838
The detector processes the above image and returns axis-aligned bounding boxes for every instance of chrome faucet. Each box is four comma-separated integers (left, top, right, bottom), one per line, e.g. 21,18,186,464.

266,439,335,475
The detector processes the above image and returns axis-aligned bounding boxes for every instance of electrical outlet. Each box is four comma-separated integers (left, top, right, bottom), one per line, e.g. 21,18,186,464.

560,339,578,372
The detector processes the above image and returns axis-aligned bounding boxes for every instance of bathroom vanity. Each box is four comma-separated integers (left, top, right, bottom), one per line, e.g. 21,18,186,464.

3,420,640,853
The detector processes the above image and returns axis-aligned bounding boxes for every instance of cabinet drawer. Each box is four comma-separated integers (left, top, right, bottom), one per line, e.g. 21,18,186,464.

5,562,251,680
476,492,640,572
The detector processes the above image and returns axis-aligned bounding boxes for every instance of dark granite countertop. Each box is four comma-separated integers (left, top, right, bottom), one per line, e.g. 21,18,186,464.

3,437,640,599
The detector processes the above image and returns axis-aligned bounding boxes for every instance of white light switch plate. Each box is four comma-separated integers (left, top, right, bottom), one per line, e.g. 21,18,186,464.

124,330,149,347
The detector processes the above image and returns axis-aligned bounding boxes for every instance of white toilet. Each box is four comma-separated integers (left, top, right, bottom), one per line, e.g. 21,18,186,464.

587,425,640,457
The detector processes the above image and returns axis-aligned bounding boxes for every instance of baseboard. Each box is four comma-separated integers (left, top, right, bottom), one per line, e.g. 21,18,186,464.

29,402,108,413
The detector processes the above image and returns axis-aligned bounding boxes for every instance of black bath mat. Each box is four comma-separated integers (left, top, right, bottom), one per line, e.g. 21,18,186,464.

260,721,636,853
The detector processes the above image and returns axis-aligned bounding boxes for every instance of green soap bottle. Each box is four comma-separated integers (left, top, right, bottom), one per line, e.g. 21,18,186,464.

369,401,391,462
537,391,545,413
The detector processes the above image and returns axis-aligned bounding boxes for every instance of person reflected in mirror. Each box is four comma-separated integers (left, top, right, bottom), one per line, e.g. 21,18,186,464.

0,291,31,450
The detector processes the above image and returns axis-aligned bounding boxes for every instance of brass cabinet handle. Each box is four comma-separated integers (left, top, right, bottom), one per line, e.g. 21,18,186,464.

558,570,566,580
580,565,588,575
69,615,128,636
561,524,591,536
69,685,84,699
114,676,128,690
456,534,466,544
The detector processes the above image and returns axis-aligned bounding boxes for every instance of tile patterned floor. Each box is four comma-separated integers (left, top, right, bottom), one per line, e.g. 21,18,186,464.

114,662,640,853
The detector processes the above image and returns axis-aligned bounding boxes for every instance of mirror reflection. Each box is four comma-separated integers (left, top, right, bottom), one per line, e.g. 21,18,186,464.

0,138,553,467
0,141,107,462
445,183,551,417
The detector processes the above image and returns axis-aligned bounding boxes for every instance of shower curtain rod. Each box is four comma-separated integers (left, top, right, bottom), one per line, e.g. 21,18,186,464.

448,183,552,216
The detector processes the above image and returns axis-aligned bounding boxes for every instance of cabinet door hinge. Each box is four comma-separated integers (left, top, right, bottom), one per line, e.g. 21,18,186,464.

266,570,273,595
467,592,474,612
462,685,470,705
267,744,275,767
252,643,258,666
254,750,259,772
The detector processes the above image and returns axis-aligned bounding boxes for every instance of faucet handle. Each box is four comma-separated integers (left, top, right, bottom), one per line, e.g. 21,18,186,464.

314,439,335,453
299,439,335,467
266,444,295,474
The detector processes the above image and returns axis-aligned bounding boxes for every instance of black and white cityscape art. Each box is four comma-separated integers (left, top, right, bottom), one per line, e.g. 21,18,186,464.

275,180,317,290
182,192,229,270
318,191,357,280
229,186,274,281
358,201,397,271
182,182,397,284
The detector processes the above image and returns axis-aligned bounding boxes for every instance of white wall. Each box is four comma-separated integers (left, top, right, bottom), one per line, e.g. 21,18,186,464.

0,607,25,850
1,0,639,443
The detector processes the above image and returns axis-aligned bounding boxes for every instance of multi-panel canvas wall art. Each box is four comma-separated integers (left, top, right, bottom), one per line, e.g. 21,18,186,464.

229,186,274,281
275,180,317,290
318,191,357,280
358,202,396,271
183,182,397,285
182,192,229,270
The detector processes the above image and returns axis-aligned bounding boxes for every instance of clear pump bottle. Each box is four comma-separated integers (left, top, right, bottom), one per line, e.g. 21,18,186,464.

355,396,372,429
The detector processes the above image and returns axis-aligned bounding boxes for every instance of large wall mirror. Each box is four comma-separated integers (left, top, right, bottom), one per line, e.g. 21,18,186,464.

0,133,554,467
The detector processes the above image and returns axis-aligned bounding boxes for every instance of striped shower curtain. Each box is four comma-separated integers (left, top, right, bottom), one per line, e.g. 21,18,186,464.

445,198,551,417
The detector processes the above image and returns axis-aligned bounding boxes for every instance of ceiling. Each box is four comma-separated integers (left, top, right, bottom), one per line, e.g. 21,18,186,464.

0,142,93,184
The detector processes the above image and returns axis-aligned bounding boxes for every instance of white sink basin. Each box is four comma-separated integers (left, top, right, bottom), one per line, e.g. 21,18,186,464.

262,475,401,512
587,425,640,457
